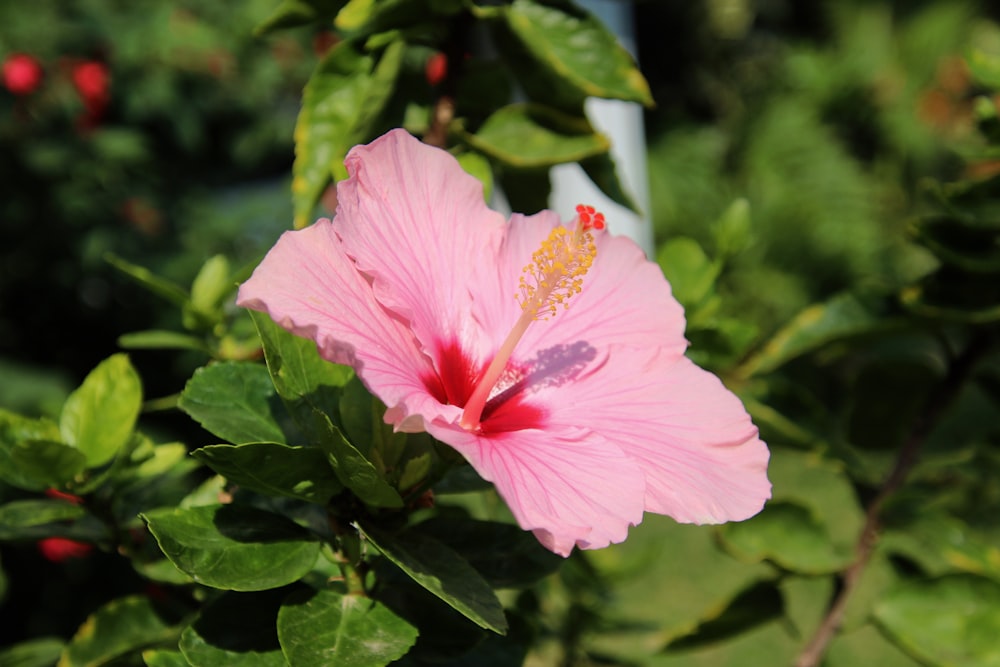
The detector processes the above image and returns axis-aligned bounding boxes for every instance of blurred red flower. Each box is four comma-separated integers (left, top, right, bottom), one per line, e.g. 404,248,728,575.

425,52,447,86
2,53,44,96
38,537,92,562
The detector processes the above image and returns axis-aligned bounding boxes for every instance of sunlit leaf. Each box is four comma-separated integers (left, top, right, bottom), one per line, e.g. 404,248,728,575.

178,362,287,445
60,596,179,667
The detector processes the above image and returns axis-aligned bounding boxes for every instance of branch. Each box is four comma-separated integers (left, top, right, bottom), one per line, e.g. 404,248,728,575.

792,332,990,667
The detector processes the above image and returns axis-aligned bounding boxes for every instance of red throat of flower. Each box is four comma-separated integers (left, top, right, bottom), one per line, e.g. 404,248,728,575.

459,205,606,430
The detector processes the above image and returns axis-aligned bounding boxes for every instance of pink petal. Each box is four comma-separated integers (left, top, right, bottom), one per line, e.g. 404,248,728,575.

236,219,452,428
335,129,505,363
427,421,645,557
542,346,771,524
471,211,688,362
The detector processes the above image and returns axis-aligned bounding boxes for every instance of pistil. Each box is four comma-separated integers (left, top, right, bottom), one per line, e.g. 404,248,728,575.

460,205,604,430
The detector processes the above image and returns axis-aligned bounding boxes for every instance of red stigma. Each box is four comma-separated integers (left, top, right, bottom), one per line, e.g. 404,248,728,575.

575,204,606,231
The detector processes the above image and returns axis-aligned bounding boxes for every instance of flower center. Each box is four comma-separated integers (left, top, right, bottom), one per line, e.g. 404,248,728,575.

459,205,604,430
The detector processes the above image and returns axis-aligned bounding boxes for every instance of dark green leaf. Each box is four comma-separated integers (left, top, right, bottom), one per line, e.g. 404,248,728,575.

461,103,609,169
874,574,1000,666
178,362,287,445
663,580,784,652
579,151,640,214
0,410,62,491
901,266,1000,323
416,517,563,588
718,501,853,574
500,0,652,107
0,637,64,667
293,39,404,228
312,409,403,508
60,596,180,667
277,587,418,666
60,354,142,467
180,589,289,667
0,499,87,539
361,524,507,634
912,215,1000,272
192,443,342,503
143,505,321,591
10,440,88,488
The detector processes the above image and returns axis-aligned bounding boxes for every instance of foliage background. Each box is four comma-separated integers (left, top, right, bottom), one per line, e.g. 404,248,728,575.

2,1,1000,666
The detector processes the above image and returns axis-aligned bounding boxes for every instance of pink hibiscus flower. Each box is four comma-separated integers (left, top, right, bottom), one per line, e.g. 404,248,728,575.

237,129,770,556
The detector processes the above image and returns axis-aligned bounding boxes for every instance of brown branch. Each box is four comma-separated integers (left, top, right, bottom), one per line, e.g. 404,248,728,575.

792,332,990,667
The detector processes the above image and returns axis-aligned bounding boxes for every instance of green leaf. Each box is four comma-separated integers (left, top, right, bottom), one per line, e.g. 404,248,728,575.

312,409,403,508
499,0,652,107
0,637,64,667
657,237,721,310
718,501,854,574
874,574,1000,666
456,151,494,202
737,293,893,377
361,524,508,634
416,517,563,588
179,589,289,667
186,255,233,329
901,267,1000,323
60,596,179,667
142,650,190,667
250,310,353,405
192,443,342,503
118,330,212,353
60,354,142,467
104,253,189,308
178,362,287,445
461,103,610,169
912,215,1000,272
143,505,321,591
254,0,347,37
0,499,87,539
277,587,418,666
292,39,404,228
0,411,62,490
663,580,784,652
10,440,88,488
335,0,461,34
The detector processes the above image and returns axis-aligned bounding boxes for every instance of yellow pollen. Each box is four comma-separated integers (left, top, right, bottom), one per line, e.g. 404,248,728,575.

459,205,606,432
517,225,597,320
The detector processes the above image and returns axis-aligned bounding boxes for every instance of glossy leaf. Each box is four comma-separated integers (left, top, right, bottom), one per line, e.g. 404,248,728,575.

60,354,142,467
143,505,320,591
874,574,1000,666
178,362,287,445
277,587,418,666
180,589,289,667
361,524,507,634
461,103,609,169
192,443,342,503
292,40,403,228
312,409,403,508
718,501,853,574
0,499,86,539
500,0,652,107
254,0,347,36
60,596,179,667
250,310,353,405
416,516,563,588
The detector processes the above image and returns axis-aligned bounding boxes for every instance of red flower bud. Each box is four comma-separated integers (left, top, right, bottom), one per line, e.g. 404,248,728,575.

71,61,110,105
2,53,44,96
38,537,92,562
45,488,84,505
425,52,447,87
